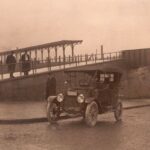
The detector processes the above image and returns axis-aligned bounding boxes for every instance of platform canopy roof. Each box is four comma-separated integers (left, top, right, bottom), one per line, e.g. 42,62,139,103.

0,40,83,55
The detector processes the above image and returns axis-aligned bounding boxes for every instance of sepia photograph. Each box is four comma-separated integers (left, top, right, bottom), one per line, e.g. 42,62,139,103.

0,0,150,150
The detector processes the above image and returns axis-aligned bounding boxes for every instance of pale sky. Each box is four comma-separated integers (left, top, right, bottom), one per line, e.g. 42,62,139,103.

0,0,150,55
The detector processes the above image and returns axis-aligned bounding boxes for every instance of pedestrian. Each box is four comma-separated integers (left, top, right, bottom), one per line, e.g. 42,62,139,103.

45,72,57,100
6,51,16,78
21,51,31,76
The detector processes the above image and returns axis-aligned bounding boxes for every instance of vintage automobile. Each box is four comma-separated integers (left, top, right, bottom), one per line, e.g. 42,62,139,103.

47,69,123,127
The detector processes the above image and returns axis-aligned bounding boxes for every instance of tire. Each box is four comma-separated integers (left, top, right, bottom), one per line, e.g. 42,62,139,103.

47,101,59,124
85,101,98,127
114,102,123,121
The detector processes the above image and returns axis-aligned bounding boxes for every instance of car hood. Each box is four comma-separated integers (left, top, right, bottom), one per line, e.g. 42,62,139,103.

66,87,93,97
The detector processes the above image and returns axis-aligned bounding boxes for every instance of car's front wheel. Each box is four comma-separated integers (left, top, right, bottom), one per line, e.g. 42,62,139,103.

114,102,123,121
47,101,59,124
85,101,98,127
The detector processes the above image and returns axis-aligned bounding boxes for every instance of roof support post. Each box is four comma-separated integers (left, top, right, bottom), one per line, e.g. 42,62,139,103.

48,47,50,59
110,53,111,60
41,49,43,63
15,52,18,62
0,55,3,80
16,53,20,72
4,54,6,64
19,52,22,76
71,44,74,62
63,45,65,69
0,55,2,64
55,47,57,62
35,49,37,60
29,50,32,58
47,47,51,71
34,49,37,73
101,45,104,60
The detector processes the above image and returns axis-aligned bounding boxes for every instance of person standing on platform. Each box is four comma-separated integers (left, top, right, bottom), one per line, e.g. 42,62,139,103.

6,51,16,78
21,51,31,76
45,72,57,100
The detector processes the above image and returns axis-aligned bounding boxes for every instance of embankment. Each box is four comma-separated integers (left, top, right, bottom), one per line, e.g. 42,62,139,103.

120,66,150,99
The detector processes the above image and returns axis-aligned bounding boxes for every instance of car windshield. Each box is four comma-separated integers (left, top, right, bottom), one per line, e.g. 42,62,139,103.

65,71,95,89
64,70,122,90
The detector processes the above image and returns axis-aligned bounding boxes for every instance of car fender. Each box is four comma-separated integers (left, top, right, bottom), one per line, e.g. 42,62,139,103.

85,97,96,104
47,96,57,103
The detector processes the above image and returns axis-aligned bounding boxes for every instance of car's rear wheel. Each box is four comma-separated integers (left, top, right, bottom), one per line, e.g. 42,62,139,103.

47,101,59,124
114,102,123,121
85,101,98,127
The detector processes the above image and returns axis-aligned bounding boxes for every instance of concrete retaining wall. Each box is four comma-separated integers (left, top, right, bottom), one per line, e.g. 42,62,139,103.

0,60,127,101
120,66,150,99
0,71,65,101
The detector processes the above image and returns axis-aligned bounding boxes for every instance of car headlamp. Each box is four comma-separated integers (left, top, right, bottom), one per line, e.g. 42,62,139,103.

77,94,85,103
57,93,64,102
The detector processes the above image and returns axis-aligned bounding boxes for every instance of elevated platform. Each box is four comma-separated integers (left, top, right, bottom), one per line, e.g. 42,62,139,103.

0,39,126,83
1,40,150,101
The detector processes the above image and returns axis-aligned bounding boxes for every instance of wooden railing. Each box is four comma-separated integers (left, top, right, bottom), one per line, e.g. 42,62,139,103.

0,51,122,80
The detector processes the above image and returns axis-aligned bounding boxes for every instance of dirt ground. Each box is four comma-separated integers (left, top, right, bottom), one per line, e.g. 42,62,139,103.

0,106,149,150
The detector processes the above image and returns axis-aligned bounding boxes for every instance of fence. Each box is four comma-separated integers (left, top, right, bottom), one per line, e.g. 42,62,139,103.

0,51,122,80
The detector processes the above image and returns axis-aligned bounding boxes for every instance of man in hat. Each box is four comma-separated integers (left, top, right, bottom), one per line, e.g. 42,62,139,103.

21,51,31,76
6,51,16,78
45,72,57,100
